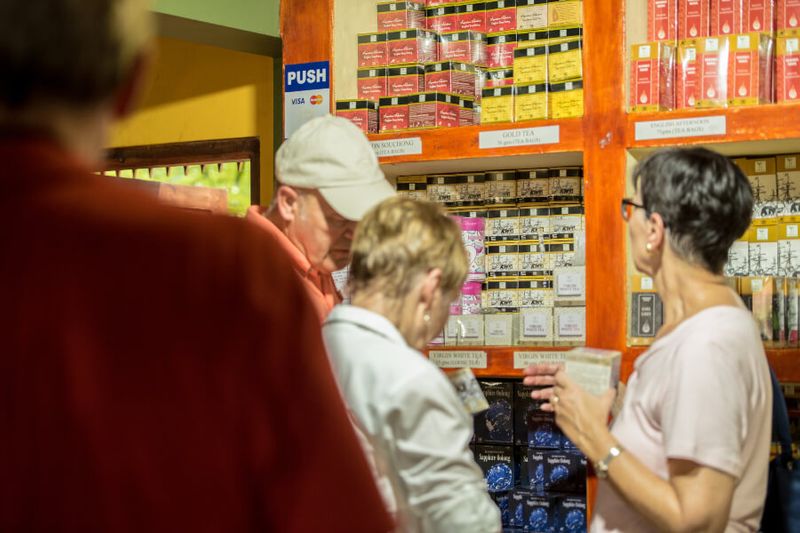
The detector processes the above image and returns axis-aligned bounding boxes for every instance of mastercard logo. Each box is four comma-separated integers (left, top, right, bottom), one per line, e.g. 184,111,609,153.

310,94,324,105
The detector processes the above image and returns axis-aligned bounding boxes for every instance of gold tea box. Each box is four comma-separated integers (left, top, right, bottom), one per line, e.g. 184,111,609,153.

564,347,621,396
516,0,550,31
481,86,515,123
544,236,576,269
487,242,522,276
485,312,517,345
486,278,521,309
553,265,585,306
548,25,583,45
518,243,549,275
548,0,583,28
519,307,554,344
519,206,552,239
548,38,583,83
778,215,800,277
549,79,584,118
550,167,583,200
427,174,460,204
485,172,519,206
777,154,800,202
518,168,551,201
518,276,554,306
748,219,779,275
396,175,428,201
550,204,584,233
724,238,751,276
554,306,586,345
514,44,549,84
736,156,778,203
517,29,551,48
514,83,549,121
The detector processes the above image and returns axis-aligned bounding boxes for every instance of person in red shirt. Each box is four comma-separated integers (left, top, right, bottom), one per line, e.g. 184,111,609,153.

0,2,392,532
246,115,395,323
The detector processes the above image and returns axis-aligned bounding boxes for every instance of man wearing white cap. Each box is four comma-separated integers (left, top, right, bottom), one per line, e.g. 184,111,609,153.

247,115,395,322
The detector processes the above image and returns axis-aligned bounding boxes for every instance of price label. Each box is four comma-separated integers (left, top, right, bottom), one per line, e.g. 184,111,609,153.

513,351,567,369
479,125,560,149
634,116,726,141
429,350,488,369
371,137,423,158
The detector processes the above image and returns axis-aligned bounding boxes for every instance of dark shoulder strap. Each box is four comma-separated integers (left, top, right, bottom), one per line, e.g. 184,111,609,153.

770,367,794,466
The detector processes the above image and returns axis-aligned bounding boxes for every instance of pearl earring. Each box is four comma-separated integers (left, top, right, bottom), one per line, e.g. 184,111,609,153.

423,313,431,323
646,243,653,252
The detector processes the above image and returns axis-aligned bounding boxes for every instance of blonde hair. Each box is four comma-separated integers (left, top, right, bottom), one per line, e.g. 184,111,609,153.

350,197,468,299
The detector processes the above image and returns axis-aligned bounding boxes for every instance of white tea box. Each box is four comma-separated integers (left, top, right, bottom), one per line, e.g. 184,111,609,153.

564,347,621,396
554,306,585,344
553,266,586,306
455,314,485,345
518,307,554,344
485,313,516,345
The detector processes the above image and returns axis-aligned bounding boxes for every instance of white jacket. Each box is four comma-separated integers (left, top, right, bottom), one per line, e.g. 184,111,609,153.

323,305,501,533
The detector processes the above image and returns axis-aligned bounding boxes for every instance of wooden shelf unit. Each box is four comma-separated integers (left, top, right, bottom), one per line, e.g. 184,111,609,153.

280,0,800,380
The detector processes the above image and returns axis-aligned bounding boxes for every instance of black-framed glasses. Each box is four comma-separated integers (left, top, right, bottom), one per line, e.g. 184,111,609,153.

620,198,645,221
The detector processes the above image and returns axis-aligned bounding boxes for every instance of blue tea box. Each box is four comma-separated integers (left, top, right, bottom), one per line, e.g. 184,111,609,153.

514,446,530,488
474,444,514,493
557,495,587,533
514,382,563,447
543,451,587,493
475,381,514,444
528,403,562,449
513,383,537,445
492,491,512,527
562,435,579,451
526,448,546,491
510,489,557,532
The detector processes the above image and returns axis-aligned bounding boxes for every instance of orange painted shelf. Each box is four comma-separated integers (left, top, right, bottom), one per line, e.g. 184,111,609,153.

367,118,585,166
624,346,800,383
424,346,571,378
626,105,800,150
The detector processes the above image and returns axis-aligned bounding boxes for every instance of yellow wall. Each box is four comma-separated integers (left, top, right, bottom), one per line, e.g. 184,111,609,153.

111,37,275,204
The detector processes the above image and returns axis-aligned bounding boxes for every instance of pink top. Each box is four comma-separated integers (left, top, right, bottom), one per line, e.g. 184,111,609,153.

592,306,772,533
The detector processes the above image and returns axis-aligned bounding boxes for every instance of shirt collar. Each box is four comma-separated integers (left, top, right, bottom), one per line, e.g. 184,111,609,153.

324,304,409,347
245,206,313,275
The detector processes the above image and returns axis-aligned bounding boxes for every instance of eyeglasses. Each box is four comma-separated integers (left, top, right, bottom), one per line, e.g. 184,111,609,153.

620,198,645,221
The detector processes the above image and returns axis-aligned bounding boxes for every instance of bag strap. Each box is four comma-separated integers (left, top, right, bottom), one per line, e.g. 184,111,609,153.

769,367,794,467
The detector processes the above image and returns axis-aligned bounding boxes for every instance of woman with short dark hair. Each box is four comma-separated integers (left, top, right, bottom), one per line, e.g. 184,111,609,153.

526,147,772,532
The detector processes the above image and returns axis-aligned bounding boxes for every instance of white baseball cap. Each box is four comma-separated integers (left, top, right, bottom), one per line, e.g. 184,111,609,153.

275,115,395,221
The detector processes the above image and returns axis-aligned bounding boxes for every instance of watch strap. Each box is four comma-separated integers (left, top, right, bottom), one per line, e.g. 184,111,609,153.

594,444,624,479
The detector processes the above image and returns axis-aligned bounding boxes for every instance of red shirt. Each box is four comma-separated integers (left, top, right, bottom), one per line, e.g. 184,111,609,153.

0,136,392,533
246,206,342,323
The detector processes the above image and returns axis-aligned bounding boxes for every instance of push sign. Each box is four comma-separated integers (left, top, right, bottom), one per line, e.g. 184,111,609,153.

284,61,331,138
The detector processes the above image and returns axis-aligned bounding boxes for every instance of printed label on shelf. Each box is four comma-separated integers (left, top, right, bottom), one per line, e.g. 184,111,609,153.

478,125,560,149
634,116,727,141
513,351,567,369
371,136,423,158
429,350,488,368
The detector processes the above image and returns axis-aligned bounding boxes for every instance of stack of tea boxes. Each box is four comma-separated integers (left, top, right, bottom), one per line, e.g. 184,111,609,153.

335,0,585,135
472,378,587,532
396,166,586,346
629,0,800,112
631,153,800,347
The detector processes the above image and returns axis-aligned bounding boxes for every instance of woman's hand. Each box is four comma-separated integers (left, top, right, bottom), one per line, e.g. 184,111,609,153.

523,364,617,463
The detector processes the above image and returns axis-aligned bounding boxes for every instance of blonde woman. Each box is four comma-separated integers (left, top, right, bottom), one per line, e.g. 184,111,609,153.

323,197,501,533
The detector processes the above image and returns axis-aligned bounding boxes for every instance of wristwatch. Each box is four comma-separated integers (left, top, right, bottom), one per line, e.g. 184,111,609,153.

594,444,624,479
